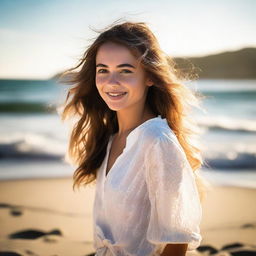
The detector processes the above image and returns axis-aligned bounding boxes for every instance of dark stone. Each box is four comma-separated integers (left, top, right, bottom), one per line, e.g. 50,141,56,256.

241,223,255,229
9,229,62,239
197,245,219,255
221,243,245,250
230,251,256,256
10,209,23,216
0,252,22,256
0,203,11,208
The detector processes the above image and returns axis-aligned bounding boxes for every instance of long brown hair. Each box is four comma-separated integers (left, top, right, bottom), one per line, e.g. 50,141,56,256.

59,19,211,201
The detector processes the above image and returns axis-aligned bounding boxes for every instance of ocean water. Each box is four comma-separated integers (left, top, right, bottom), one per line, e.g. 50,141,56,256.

0,79,255,188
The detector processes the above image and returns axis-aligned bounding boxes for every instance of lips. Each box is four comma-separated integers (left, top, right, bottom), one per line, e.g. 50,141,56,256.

106,92,127,96
105,91,128,100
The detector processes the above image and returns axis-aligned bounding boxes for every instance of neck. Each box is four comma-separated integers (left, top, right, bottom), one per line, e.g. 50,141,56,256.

115,105,156,137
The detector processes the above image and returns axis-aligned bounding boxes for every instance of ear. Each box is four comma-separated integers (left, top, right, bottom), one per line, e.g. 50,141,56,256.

146,78,154,87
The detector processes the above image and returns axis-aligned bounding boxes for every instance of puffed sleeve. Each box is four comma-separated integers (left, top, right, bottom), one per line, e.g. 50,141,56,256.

144,134,202,251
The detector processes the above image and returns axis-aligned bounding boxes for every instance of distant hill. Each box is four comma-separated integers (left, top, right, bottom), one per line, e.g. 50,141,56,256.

53,47,256,80
174,47,256,79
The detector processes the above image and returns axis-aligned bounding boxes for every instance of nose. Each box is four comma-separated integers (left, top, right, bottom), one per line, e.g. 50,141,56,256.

107,72,120,86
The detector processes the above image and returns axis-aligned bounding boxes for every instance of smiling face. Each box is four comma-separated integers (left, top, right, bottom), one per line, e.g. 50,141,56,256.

95,41,153,113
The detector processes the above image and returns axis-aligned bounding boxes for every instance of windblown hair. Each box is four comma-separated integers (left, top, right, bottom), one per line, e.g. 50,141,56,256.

59,19,211,201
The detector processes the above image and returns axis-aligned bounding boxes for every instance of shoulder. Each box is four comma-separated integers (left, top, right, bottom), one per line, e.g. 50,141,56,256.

139,118,187,160
140,118,179,147
141,120,193,177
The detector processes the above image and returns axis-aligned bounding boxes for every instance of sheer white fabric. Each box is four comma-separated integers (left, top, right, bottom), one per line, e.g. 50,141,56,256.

93,115,202,256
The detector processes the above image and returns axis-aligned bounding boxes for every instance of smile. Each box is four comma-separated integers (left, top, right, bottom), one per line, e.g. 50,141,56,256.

106,92,127,100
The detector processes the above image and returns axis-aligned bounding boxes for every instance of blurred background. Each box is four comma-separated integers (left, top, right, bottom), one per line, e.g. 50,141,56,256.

0,0,255,187
0,0,256,255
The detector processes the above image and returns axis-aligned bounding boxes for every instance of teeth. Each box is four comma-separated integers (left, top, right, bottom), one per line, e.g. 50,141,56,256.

107,92,127,97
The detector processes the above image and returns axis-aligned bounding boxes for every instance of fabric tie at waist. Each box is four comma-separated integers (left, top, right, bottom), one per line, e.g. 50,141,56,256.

95,225,124,255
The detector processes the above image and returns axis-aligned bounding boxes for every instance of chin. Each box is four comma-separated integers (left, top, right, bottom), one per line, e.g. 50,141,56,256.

107,105,123,111
106,103,127,112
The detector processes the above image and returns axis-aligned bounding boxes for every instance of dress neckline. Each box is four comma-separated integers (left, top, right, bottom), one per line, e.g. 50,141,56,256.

103,115,166,179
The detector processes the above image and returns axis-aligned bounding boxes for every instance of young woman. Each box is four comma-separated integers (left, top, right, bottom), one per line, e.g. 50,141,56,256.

60,20,208,256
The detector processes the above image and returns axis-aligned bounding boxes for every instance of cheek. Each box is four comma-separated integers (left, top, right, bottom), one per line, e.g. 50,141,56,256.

125,77,145,92
95,77,107,95
118,75,142,87
95,81,103,98
119,77,134,86
95,76,104,87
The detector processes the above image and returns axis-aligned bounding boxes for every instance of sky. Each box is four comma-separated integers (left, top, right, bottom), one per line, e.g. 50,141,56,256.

0,0,255,79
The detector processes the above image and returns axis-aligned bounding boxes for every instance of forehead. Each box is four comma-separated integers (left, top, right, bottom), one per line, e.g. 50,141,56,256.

96,42,138,65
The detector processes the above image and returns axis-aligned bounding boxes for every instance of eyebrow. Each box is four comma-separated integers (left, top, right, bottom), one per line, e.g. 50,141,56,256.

96,63,136,69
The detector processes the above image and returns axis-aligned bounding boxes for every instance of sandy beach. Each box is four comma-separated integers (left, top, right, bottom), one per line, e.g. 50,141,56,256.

0,177,255,256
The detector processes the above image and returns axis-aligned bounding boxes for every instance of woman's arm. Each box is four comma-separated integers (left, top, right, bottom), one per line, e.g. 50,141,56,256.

160,243,188,256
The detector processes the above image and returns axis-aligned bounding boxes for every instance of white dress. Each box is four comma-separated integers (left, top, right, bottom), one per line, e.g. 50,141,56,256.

93,115,202,256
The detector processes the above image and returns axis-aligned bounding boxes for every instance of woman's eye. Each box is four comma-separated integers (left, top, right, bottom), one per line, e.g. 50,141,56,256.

96,69,132,74
97,69,108,73
121,69,132,73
